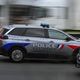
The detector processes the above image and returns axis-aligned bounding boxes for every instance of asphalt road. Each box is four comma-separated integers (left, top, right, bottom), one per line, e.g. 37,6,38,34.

0,56,79,80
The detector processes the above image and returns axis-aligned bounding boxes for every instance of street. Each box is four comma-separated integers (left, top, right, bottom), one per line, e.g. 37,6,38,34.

0,56,79,80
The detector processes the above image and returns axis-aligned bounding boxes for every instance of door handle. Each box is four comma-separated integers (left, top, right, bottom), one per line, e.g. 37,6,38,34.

26,39,30,41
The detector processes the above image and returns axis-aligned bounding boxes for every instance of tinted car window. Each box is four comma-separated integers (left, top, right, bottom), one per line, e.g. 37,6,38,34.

48,29,68,40
8,28,26,36
24,28,45,38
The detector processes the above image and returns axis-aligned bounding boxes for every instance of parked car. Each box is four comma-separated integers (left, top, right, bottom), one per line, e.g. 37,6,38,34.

0,24,80,62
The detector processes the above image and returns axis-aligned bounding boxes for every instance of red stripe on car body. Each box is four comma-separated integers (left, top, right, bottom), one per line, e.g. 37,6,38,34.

68,45,79,50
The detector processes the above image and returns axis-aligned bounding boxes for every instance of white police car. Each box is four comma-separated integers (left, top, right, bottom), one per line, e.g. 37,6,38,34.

0,24,80,62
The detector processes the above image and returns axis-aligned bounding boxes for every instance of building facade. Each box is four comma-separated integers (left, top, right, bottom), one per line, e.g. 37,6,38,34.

0,0,80,30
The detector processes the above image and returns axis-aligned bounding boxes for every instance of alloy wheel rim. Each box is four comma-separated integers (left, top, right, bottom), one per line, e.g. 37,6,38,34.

11,50,23,61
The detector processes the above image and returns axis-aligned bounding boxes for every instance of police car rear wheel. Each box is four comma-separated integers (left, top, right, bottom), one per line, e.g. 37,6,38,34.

10,48,24,62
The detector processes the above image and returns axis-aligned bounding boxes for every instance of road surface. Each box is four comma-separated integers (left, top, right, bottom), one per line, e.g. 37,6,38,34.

0,56,79,80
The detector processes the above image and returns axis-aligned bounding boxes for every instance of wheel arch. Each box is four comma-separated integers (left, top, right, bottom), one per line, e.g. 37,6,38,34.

73,47,80,54
72,47,80,62
8,45,27,56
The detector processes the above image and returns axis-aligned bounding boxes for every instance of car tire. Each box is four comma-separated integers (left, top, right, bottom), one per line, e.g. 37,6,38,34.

75,64,80,68
75,53,80,68
9,47,25,62
73,48,80,63
73,54,77,64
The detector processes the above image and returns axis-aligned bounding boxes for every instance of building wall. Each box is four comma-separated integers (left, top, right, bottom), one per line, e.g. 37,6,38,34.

67,0,80,30
0,0,5,5
73,0,80,29
11,0,35,5
34,0,68,7
31,0,69,29
67,0,75,29
0,0,71,29
0,0,80,30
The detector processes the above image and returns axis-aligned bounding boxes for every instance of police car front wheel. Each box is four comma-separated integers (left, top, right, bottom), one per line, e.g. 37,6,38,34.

10,48,24,62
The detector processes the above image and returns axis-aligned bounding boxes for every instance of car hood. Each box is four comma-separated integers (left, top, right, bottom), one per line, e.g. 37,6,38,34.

66,40,80,46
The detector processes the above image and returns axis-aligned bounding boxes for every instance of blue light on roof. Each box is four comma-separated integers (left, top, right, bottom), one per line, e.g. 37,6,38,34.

40,23,49,28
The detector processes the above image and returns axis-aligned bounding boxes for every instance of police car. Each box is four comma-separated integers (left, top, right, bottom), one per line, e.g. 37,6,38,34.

0,24,80,62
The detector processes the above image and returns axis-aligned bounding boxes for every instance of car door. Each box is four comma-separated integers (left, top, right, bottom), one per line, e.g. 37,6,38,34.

23,28,50,58
47,29,72,60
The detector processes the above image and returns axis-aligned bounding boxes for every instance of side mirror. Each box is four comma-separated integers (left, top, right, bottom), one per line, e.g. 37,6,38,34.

65,37,72,41
3,35,8,39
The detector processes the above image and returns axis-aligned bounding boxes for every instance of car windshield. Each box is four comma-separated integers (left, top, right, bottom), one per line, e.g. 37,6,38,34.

66,33,78,40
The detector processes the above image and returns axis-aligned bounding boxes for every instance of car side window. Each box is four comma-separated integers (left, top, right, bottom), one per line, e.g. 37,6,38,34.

8,28,26,36
48,29,68,40
24,28,45,38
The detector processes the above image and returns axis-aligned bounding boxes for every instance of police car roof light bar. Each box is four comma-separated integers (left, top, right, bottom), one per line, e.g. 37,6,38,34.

40,24,49,28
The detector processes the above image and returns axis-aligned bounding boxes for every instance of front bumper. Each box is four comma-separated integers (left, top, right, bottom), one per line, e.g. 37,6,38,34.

0,47,8,56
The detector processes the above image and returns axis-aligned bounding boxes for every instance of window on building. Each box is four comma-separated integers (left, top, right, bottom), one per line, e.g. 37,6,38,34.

29,7,48,19
9,5,30,24
9,6,48,24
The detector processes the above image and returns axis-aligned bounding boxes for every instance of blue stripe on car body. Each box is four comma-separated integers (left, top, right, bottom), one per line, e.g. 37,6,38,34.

2,43,30,51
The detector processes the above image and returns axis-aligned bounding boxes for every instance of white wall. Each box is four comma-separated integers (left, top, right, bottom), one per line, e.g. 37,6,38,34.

31,0,69,29
0,0,5,5
11,0,35,5
10,0,68,7
1,0,76,29
73,0,80,29
34,0,68,7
